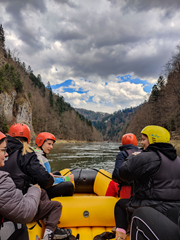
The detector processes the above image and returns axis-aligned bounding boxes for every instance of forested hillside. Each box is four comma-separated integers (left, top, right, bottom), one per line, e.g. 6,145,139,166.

77,106,139,142
95,107,139,141
0,24,103,141
124,45,180,141
75,108,110,122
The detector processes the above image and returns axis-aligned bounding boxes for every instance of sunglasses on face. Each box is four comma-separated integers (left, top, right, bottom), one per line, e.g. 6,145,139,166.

0,147,7,155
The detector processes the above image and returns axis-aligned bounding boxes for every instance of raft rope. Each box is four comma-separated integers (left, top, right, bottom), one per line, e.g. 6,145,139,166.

92,168,112,180
62,168,112,180
61,168,112,192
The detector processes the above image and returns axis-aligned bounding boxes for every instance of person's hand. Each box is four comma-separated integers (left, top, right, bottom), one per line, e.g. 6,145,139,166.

49,172,55,179
68,174,74,182
33,184,41,191
132,152,140,155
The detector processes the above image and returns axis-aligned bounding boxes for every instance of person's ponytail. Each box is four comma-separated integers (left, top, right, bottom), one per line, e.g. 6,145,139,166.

16,137,33,155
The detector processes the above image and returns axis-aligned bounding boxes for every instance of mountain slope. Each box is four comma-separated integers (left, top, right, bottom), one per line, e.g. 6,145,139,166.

76,107,139,141
0,26,103,141
75,108,110,122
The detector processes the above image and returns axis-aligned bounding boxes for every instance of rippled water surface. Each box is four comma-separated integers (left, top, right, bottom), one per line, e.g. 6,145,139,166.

48,142,120,174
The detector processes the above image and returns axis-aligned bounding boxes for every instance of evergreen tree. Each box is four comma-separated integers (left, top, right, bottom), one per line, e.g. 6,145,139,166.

0,24,5,49
22,62,26,72
27,65,33,74
37,74,42,82
47,81,54,107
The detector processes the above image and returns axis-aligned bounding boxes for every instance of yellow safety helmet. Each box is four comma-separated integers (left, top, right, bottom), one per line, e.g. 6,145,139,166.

141,125,170,144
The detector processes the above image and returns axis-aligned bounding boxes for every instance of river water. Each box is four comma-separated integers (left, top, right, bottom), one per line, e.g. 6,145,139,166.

48,142,180,174
48,142,120,174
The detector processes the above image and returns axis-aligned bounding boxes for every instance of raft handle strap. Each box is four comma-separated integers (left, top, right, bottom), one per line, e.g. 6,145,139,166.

27,220,42,230
74,169,82,191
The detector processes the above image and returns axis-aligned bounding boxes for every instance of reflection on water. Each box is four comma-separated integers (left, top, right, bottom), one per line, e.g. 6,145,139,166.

48,142,120,174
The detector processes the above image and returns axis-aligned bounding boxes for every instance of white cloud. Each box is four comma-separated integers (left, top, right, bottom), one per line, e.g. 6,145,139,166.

1,0,180,113
54,77,149,113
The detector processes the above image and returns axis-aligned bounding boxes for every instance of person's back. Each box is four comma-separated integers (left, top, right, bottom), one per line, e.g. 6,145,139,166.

119,126,180,213
106,133,140,198
114,125,180,240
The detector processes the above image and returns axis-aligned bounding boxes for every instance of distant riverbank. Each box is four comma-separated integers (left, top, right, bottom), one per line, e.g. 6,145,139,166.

56,139,89,144
56,139,180,149
170,139,180,150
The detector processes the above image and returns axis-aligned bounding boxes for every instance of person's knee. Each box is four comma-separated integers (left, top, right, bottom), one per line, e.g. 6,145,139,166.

132,207,155,219
56,201,62,210
65,181,74,195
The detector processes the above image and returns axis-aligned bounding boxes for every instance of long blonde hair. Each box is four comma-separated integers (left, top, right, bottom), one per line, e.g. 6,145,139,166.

16,137,33,155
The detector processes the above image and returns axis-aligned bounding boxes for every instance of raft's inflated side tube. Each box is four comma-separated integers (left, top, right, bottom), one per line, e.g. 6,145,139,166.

61,168,98,193
54,196,117,228
93,169,112,196
28,168,119,240
53,168,116,228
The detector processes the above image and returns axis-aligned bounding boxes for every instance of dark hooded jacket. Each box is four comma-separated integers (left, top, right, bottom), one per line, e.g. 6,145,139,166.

112,144,141,183
119,143,180,214
0,135,54,192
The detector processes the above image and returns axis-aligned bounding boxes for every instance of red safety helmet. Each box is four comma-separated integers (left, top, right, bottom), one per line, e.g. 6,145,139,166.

8,123,31,143
0,132,6,141
35,132,56,147
121,133,138,146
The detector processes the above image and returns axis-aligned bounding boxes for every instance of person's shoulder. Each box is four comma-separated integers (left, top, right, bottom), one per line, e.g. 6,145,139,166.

0,170,9,180
136,150,159,162
34,149,43,156
120,144,139,150
0,170,15,188
24,150,40,163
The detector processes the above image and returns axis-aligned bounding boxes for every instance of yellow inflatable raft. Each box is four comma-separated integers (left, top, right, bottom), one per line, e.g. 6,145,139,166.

27,168,130,240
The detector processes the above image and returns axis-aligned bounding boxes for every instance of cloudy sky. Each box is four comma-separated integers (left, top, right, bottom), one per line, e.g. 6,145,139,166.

0,0,180,113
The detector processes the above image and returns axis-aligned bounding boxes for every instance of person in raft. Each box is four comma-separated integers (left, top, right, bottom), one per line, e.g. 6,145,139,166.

114,125,180,240
0,123,72,240
34,132,74,199
130,206,180,240
105,133,140,198
0,131,41,240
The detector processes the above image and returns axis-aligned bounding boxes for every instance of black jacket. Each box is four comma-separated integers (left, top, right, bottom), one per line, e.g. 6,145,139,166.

119,143,180,214
112,144,140,183
1,136,54,190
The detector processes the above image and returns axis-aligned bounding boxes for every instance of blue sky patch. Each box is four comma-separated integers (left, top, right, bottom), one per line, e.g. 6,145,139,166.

61,87,89,94
116,74,153,93
51,79,75,89
87,96,94,102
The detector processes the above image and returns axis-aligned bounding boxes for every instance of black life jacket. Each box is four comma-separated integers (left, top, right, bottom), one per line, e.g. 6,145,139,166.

146,151,180,200
0,150,31,194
